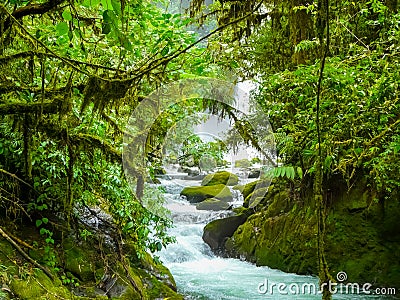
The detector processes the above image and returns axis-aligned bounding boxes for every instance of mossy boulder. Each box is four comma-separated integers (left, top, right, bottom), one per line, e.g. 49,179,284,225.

196,198,230,211
64,238,97,282
202,213,250,251
139,252,177,292
234,159,252,168
232,184,244,192
201,171,239,186
224,177,400,289
241,179,270,200
0,225,183,300
243,187,268,207
9,269,79,300
180,184,232,203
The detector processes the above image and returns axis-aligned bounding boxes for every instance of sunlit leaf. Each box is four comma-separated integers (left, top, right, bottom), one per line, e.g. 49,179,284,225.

111,0,122,15
62,9,72,21
56,22,69,36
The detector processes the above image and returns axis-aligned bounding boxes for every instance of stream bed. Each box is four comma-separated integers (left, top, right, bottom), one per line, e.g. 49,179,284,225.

157,175,390,300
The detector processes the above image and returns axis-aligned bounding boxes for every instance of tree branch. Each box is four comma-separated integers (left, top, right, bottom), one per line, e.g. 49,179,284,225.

0,98,65,115
0,226,54,280
1,0,66,34
0,168,34,189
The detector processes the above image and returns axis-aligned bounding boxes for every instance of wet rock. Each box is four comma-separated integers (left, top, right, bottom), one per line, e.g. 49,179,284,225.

178,166,200,176
241,179,270,200
234,159,252,168
202,213,250,252
248,168,261,178
183,174,206,180
180,184,233,203
243,187,269,208
196,198,230,211
201,171,239,186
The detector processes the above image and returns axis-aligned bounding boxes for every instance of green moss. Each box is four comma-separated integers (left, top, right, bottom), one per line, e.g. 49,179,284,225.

234,159,252,168
180,184,232,203
243,187,269,208
139,252,177,291
201,171,239,186
232,206,250,215
1,228,183,300
196,198,230,211
232,184,244,192
135,268,183,300
64,239,96,282
225,179,400,289
203,213,249,250
263,190,291,217
241,179,270,200
9,269,74,300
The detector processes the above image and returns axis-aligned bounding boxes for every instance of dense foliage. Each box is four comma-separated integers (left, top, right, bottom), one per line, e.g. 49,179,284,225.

0,0,399,298
0,0,224,275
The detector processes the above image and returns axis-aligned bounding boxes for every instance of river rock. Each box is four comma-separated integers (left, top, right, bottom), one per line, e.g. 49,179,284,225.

201,171,239,186
183,174,206,180
154,167,167,175
234,159,252,168
243,187,269,208
241,179,270,200
202,213,250,251
248,168,261,178
196,198,230,211
178,166,200,176
180,184,233,203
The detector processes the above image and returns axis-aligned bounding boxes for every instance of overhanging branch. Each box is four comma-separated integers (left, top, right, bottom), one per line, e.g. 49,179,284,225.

1,0,66,34
0,98,66,115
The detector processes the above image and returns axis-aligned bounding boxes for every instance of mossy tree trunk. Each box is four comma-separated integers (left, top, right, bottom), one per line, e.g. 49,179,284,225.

315,0,333,299
290,0,314,65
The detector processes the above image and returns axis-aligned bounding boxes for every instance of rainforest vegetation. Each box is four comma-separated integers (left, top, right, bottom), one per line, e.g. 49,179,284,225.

0,0,399,299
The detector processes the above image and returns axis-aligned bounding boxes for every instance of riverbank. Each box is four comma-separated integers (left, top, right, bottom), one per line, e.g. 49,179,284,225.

204,175,400,292
0,215,182,300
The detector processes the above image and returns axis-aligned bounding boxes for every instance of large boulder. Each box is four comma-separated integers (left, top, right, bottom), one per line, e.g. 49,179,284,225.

241,179,270,200
202,213,250,251
243,187,269,208
180,184,233,203
196,198,231,211
201,171,239,186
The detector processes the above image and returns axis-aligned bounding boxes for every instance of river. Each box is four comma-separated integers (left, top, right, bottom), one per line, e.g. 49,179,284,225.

157,174,390,300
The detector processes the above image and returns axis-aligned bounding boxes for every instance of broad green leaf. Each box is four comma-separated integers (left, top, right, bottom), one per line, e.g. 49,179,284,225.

62,9,73,21
56,22,69,36
156,241,162,251
124,221,134,231
101,0,113,9
324,155,333,171
36,219,42,227
82,0,100,7
111,0,121,15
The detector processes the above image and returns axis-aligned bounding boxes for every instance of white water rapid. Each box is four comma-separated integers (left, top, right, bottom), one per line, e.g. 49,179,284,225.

157,175,389,300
